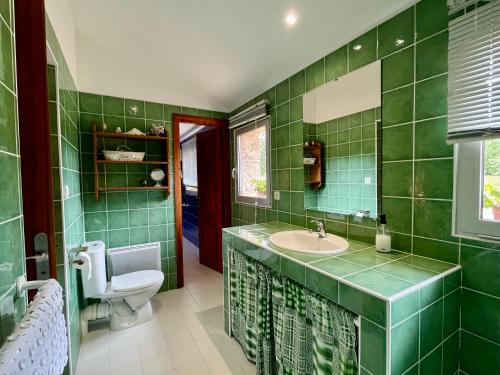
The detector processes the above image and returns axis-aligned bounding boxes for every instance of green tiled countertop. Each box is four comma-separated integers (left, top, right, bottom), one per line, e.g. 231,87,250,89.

223,222,460,303
223,222,462,374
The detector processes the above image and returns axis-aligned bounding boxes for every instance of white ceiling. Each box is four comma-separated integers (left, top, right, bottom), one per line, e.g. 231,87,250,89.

69,0,415,112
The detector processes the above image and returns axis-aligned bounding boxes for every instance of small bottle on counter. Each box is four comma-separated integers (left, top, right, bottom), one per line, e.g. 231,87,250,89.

376,214,391,253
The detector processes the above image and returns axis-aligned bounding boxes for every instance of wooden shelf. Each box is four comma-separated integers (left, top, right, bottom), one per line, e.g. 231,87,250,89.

94,131,168,141
97,186,169,192
93,124,170,200
96,160,168,165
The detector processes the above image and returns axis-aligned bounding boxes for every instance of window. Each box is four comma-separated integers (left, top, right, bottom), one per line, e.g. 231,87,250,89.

181,137,198,194
483,139,500,221
450,2,500,242
234,117,271,207
455,140,500,240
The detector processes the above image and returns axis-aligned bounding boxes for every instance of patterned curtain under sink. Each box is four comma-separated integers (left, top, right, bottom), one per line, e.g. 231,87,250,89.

229,249,358,375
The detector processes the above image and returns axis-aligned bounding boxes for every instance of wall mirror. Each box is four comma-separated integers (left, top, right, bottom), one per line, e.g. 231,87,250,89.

302,61,381,219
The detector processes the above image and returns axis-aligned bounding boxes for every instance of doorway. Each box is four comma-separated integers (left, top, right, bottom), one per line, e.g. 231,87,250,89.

179,122,206,280
172,115,230,288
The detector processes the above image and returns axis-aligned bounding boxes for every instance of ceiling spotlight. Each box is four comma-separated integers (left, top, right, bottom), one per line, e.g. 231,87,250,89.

286,12,297,26
353,44,362,51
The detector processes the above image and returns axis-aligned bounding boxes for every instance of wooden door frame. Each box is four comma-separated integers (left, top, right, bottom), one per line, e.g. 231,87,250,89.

15,0,57,279
172,114,230,288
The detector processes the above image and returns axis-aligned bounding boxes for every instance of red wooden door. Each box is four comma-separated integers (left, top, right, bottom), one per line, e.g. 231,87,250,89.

196,128,223,272
15,0,57,289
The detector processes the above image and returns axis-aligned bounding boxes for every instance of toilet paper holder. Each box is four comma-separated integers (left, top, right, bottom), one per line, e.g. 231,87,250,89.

71,245,88,265
72,246,92,279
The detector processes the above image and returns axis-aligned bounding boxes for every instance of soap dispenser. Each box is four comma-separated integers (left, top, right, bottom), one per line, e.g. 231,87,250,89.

376,214,391,253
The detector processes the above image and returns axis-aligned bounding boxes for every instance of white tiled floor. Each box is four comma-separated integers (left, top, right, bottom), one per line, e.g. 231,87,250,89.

76,239,255,375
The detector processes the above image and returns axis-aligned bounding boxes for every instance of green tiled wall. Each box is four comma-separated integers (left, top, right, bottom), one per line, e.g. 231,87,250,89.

0,0,27,345
47,66,62,280
304,108,380,217
79,93,226,291
229,0,499,373
46,14,84,375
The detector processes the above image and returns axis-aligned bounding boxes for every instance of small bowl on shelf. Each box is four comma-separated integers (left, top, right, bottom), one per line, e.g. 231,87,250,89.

304,157,316,165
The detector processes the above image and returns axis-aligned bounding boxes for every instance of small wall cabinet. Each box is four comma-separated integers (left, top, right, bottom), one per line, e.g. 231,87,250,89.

304,144,322,190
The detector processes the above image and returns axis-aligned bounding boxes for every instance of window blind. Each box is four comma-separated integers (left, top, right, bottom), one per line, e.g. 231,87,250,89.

229,99,269,129
447,0,491,15
448,1,500,143
181,137,198,188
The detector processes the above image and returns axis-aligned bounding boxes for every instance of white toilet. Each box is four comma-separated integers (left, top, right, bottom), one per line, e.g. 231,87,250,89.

79,241,164,333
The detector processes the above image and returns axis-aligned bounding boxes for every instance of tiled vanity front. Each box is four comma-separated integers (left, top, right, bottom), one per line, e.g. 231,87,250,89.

222,222,461,375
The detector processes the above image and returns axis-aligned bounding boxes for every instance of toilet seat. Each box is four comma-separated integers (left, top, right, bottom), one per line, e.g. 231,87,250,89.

111,270,164,292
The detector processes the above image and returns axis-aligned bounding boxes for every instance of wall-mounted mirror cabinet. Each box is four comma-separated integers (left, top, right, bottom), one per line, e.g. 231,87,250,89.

303,61,381,219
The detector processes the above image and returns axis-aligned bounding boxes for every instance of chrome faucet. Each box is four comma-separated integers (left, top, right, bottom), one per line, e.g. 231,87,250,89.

310,219,327,238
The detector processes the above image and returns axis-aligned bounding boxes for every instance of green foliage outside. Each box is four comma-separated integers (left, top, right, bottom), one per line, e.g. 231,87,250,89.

251,178,267,194
484,140,500,209
485,140,500,176
484,183,500,208
259,132,267,176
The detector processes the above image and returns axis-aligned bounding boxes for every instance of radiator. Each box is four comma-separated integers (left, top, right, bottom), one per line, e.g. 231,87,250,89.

107,242,161,276
0,279,68,375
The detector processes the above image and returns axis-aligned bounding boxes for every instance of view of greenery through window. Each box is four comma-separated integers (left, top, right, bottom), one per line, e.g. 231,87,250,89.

483,139,500,221
237,125,267,199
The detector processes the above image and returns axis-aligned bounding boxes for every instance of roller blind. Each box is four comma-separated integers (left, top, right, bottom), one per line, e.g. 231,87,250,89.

181,137,197,188
229,99,269,129
448,0,500,143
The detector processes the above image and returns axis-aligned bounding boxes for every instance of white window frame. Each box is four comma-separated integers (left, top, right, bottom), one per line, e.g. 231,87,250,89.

234,116,272,207
453,141,500,242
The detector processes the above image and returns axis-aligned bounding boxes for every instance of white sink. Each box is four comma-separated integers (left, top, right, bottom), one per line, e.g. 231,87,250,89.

268,230,349,255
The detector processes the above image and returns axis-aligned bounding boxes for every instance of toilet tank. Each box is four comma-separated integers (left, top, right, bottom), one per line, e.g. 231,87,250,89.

107,242,161,276
81,241,107,298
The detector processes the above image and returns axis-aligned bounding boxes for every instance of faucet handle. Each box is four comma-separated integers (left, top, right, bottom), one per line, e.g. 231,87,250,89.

310,218,325,229
310,219,327,238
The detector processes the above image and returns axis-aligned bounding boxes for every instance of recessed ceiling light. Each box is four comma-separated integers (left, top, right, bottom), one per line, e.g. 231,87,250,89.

353,44,362,51
285,12,297,26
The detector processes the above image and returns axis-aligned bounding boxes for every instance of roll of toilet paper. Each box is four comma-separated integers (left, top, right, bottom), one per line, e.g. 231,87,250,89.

73,252,92,279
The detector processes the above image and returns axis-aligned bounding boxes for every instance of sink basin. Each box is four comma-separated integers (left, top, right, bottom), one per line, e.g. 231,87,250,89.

268,230,349,255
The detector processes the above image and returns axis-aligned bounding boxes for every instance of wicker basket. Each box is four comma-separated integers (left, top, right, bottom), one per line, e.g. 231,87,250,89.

103,145,145,161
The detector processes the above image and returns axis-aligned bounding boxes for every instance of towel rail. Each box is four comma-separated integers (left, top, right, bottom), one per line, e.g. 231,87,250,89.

0,276,68,375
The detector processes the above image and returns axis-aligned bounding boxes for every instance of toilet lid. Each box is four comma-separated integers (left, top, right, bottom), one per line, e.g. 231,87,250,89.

111,270,164,292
